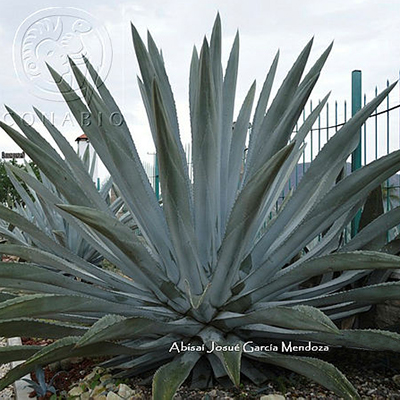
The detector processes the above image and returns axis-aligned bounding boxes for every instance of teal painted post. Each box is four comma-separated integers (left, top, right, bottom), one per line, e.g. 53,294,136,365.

351,70,362,237
386,80,390,214
155,153,160,201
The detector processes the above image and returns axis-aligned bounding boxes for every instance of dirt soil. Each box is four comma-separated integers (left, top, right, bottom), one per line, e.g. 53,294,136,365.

22,337,400,399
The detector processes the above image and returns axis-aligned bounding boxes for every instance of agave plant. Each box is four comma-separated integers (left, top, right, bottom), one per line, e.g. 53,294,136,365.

1,15,400,400
22,366,59,398
0,151,113,264
0,133,135,264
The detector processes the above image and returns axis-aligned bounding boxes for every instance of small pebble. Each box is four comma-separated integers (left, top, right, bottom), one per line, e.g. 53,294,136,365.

106,392,123,400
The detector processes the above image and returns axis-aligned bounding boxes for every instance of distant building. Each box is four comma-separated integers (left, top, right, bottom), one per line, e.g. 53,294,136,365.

75,134,100,189
75,133,89,155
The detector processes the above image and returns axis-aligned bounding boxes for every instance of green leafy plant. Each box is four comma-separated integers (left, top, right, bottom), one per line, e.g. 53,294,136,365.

1,15,400,400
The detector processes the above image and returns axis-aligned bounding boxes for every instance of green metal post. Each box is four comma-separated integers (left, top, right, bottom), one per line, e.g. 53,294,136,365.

155,153,160,201
351,70,362,237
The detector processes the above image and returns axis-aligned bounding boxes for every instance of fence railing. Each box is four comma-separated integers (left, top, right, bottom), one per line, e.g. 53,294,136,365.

298,71,400,239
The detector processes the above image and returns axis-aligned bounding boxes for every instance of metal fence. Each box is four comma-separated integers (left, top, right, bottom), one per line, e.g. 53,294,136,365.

294,71,400,201
295,71,400,238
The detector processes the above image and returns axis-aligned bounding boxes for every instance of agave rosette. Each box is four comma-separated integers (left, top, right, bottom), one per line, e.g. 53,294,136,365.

0,149,119,264
0,15,400,400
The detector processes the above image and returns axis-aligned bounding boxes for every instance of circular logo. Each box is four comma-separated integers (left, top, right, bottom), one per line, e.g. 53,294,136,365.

13,7,113,101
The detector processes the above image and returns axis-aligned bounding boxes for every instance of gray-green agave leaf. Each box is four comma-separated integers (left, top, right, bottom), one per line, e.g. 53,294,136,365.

1,14,399,400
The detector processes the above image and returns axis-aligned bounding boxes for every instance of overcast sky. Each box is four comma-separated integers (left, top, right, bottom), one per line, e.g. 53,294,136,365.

0,0,399,166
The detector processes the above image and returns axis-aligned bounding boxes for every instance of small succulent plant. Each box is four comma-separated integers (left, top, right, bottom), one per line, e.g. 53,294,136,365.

22,366,58,398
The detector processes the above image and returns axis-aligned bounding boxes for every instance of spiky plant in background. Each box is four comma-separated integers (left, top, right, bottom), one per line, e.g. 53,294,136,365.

1,15,400,400
0,150,113,264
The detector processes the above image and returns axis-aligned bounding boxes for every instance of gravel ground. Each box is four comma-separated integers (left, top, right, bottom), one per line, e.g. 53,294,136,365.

50,348,400,399
0,338,14,400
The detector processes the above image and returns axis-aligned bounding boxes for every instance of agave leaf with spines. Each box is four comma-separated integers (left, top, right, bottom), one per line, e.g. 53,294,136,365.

248,351,359,399
0,114,122,264
1,14,400,400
